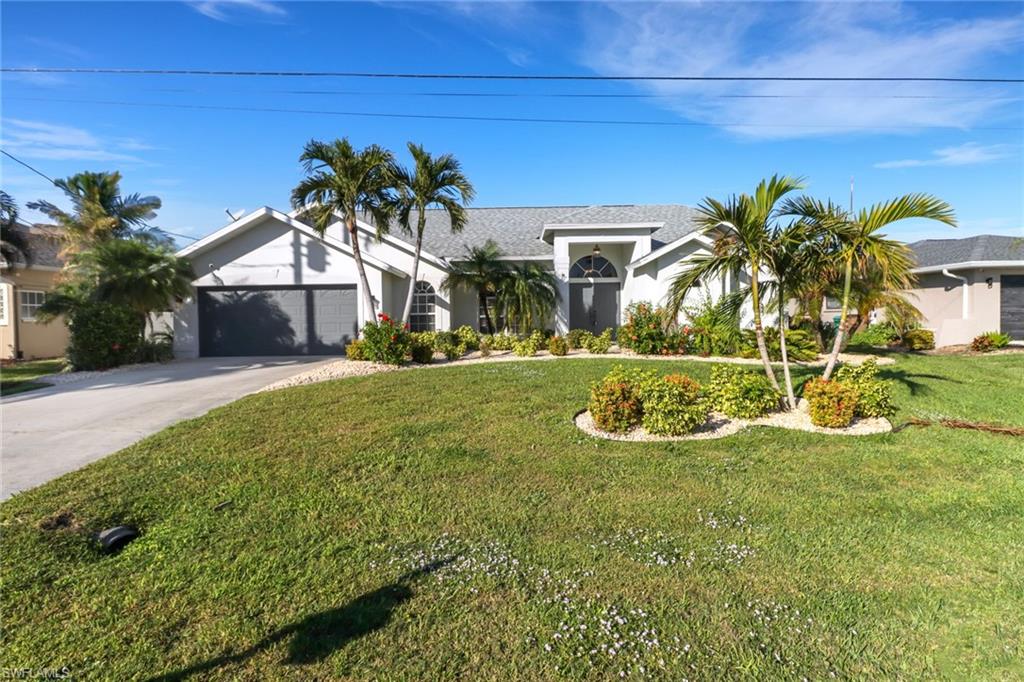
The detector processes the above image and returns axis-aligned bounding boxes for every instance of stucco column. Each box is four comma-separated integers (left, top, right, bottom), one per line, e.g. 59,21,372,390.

553,238,571,334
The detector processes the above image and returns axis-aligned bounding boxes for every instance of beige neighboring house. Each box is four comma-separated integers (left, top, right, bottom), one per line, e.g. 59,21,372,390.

0,223,70,360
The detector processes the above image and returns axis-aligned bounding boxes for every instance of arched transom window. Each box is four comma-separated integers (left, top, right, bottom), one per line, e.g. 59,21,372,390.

569,255,617,279
410,281,436,332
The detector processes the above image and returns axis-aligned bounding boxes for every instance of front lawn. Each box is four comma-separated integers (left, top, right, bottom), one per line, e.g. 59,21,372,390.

2,353,1022,679
0,358,64,396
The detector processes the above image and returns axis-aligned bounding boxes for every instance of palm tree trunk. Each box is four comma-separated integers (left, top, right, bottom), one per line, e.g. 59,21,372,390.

822,255,853,380
400,216,426,325
479,289,495,334
778,297,796,410
750,271,780,390
348,217,377,326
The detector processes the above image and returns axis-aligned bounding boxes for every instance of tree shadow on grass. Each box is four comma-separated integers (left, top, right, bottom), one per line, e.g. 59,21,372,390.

149,560,452,681
876,367,961,397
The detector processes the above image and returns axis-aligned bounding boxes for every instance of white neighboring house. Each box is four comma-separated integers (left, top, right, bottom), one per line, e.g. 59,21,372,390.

171,203,741,358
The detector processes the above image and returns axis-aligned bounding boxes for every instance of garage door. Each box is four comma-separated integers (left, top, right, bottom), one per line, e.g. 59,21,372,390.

1001,275,1024,340
198,285,358,356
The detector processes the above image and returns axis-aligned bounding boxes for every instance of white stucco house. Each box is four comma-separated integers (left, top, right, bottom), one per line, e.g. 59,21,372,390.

171,204,738,357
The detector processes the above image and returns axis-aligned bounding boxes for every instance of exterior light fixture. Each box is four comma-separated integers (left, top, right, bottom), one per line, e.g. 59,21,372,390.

592,244,601,257
986,277,994,288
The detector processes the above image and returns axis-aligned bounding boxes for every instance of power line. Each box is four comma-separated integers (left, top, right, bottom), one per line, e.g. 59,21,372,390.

4,67,1022,83
7,95,1023,131
0,148,198,242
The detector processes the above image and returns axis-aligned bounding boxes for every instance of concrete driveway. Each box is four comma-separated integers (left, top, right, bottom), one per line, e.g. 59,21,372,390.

1,357,335,500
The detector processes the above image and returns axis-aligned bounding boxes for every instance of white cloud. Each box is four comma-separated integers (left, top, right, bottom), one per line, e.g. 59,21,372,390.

188,0,286,22
579,3,1024,138
875,142,1016,168
0,119,149,163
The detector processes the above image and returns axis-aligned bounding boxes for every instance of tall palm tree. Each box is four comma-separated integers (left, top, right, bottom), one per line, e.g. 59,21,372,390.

441,239,507,334
393,143,475,325
670,175,805,390
27,171,162,256
1,190,31,267
845,258,923,335
499,262,560,332
291,138,397,321
785,193,956,378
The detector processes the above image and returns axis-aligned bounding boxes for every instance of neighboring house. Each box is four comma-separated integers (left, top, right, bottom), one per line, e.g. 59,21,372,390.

172,204,741,358
898,234,1024,347
0,224,70,360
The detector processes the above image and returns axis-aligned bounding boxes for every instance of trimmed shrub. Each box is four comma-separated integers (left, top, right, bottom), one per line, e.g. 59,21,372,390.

705,364,780,418
585,328,613,354
361,313,411,365
850,323,899,348
139,331,174,364
454,325,480,351
547,335,569,356
66,301,143,371
834,359,895,418
620,302,669,355
971,331,1010,352
478,336,492,357
567,329,589,350
589,368,645,433
803,378,859,428
512,333,542,357
638,373,708,435
485,333,516,351
409,339,434,364
902,329,935,350
345,339,368,361
740,328,818,361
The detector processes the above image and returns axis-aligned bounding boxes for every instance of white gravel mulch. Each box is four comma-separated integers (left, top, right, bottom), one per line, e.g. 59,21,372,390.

259,348,893,393
574,405,892,442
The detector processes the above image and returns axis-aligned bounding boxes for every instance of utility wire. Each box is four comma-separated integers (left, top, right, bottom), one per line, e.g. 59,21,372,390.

4,67,1023,83
7,96,1023,131
0,148,198,242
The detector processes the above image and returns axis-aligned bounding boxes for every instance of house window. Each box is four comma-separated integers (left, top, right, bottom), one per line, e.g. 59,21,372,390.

410,281,436,332
19,290,46,322
569,255,617,278
478,293,508,333
824,296,841,311
0,286,8,326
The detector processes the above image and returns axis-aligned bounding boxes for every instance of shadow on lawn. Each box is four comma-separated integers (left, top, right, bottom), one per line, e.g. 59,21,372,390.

876,367,961,396
149,559,452,681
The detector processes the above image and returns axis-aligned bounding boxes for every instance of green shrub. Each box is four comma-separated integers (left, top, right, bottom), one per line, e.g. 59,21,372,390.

485,333,516,351
65,301,143,371
409,339,434,364
547,335,568,356
835,359,895,418
567,329,589,350
902,329,935,350
683,294,741,356
620,302,670,355
585,328,613,354
439,342,463,361
345,339,368,361
454,325,480,351
512,334,541,357
589,368,645,433
803,378,859,428
478,337,492,356
637,373,707,435
705,365,780,418
971,331,1010,352
138,331,174,364
850,323,899,348
411,331,438,351
740,328,818,361
361,313,411,365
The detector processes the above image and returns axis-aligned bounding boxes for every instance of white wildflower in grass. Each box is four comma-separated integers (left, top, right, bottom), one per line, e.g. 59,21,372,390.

592,527,695,569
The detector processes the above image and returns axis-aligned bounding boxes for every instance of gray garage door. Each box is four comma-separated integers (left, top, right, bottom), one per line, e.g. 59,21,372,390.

198,285,358,356
1001,275,1024,340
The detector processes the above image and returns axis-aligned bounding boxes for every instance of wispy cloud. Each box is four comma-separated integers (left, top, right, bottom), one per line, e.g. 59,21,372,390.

875,142,1016,168
188,0,286,22
579,3,1024,138
25,37,91,61
0,119,150,163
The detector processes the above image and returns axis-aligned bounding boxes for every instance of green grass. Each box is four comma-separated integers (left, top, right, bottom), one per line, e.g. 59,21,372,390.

0,358,64,396
2,353,1022,680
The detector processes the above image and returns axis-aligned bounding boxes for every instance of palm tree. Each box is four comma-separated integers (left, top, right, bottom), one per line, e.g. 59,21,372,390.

1,190,31,267
27,171,162,256
291,138,397,321
499,262,560,332
393,143,475,325
845,258,924,335
670,175,805,390
67,237,195,339
441,240,507,334
785,193,956,378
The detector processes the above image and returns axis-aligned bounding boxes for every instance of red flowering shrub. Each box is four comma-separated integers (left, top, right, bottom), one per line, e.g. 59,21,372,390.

589,375,643,433
361,313,411,365
803,378,859,428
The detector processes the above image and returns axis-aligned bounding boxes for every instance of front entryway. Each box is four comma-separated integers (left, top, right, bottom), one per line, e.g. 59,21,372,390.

198,285,358,356
569,282,619,334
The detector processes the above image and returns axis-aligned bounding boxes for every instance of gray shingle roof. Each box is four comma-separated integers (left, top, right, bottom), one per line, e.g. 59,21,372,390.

908,234,1024,269
385,204,701,258
2,223,64,269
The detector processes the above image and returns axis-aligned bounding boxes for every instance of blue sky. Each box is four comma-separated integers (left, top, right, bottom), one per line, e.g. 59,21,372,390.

2,1,1022,247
